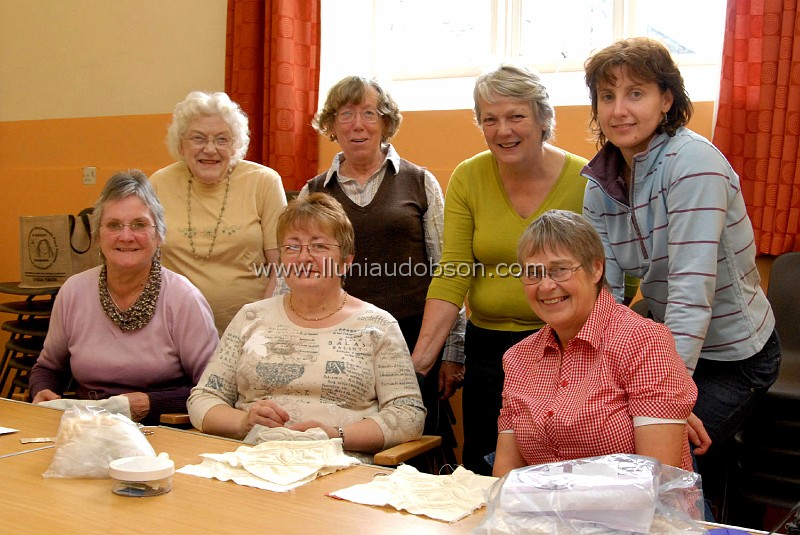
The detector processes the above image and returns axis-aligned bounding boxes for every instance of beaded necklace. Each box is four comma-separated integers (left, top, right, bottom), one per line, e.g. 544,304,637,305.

187,169,231,261
288,291,348,321
99,256,162,331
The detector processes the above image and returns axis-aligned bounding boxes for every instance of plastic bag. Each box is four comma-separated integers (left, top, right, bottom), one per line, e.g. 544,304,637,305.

43,404,155,479
473,454,705,534
38,395,132,419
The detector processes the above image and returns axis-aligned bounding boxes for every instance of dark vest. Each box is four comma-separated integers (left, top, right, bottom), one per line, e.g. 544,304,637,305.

307,159,430,320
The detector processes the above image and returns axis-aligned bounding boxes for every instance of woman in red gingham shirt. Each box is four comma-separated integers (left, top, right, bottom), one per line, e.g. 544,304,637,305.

493,210,697,477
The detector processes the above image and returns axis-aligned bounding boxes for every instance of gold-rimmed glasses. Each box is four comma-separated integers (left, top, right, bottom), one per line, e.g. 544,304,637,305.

101,221,156,235
184,134,232,148
519,265,583,285
334,109,382,124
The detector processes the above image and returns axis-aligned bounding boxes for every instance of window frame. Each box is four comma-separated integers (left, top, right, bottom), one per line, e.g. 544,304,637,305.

319,0,726,110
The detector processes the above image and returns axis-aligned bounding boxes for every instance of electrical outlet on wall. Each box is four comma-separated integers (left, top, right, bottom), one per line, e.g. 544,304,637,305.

83,166,96,185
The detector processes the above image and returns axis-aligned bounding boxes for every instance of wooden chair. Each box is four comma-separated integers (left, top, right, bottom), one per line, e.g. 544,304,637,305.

160,413,192,426
0,297,53,399
373,435,443,469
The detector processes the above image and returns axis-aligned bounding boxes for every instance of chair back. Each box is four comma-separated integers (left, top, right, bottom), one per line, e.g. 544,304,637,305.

768,252,800,351
766,252,800,400
723,252,800,522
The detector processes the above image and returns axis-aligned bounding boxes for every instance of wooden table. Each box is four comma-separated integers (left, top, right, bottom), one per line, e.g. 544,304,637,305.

0,400,486,533
1,400,770,534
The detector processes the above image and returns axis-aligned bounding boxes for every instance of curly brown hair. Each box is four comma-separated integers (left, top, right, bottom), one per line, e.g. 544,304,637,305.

584,37,693,147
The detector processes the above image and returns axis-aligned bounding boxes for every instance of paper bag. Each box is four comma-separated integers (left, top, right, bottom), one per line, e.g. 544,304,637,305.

20,211,101,288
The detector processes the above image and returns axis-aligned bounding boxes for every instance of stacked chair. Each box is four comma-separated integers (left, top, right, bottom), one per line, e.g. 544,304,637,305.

0,284,57,399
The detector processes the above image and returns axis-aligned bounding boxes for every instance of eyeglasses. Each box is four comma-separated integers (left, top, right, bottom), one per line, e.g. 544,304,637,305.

101,222,156,234
335,109,382,124
280,243,341,256
184,134,233,148
519,265,583,285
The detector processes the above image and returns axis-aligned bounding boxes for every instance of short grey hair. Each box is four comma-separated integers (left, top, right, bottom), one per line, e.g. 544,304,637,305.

473,64,556,142
166,91,250,164
312,76,402,144
517,210,606,291
92,169,166,243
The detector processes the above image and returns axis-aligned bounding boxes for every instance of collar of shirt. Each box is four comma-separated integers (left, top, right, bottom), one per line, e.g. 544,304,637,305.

541,288,617,355
322,143,400,187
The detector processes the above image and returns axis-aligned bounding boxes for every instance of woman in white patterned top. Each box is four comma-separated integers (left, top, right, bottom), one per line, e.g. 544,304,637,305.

188,193,425,454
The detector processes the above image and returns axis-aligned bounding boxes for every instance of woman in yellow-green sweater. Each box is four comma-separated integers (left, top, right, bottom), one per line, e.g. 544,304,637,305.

411,65,587,475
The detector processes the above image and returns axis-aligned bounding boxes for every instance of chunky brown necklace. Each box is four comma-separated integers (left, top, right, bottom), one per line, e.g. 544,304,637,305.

187,169,231,261
288,291,348,321
99,257,162,331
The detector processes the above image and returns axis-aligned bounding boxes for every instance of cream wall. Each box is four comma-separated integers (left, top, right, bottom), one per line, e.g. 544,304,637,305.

0,0,228,285
0,0,227,121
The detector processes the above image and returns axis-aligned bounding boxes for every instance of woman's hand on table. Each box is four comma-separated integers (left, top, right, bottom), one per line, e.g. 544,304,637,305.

290,418,384,452
290,419,337,438
122,392,151,422
32,389,61,404
245,399,291,432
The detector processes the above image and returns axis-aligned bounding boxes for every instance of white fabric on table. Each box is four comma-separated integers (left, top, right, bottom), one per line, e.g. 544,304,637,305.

243,424,329,445
177,438,359,492
329,464,497,523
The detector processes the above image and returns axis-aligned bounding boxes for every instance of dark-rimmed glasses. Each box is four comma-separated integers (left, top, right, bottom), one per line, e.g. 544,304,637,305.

280,243,341,256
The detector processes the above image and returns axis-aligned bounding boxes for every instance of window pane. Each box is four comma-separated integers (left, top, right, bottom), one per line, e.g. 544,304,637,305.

375,0,493,79
518,0,613,68
635,0,726,64
319,0,728,110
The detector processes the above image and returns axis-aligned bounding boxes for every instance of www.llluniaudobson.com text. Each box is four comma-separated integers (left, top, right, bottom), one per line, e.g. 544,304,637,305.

252,259,542,279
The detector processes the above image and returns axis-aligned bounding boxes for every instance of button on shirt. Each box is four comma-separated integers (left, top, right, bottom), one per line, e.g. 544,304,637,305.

498,290,696,471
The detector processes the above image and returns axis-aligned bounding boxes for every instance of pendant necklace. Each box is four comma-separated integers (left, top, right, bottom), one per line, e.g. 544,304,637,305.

187,169,231,261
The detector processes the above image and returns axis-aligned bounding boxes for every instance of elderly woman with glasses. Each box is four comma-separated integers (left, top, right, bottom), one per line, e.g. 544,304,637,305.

150,91,287,336
492,210,697,477
29,170,218,425
188,193,425,458
278,76,464,461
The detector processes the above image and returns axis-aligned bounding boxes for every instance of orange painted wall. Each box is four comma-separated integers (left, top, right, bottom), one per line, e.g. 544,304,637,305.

0,114,175,282
0,102,716,284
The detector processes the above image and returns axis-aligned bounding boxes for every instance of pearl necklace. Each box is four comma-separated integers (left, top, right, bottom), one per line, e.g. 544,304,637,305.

187,169,231,261
288,291,348,321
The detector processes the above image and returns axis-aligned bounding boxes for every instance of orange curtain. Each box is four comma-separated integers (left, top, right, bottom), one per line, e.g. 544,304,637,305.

225,0,321,192
713,0,800,255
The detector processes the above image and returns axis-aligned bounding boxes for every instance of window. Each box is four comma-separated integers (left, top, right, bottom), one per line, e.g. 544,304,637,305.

320,0,727,110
